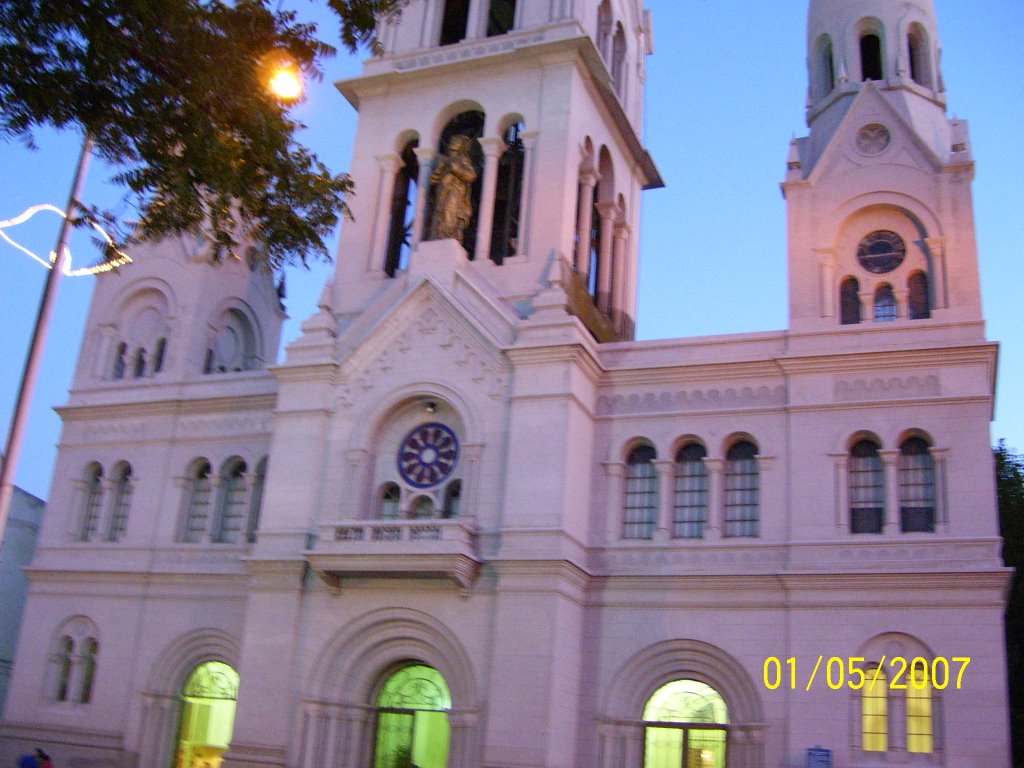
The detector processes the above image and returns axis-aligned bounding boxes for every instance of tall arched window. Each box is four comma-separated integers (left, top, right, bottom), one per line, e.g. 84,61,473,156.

439,0,470,45
899,437,935,532
874,284,897,322
908,24,931,87
588,182,602,299
48,620,99,704
597,1,612,62
860,32,884,81
611,23,627,96
175,661,240,768
153,337,167,373
54,636,74,701
214,458,248,544
908,271,930,319
411,496,435,518
80,463,104,542
112,342,127,379
79,637,98,703
385,139,420,277
443,479,462,518
206,308,259,373
429,111,485,255
724,440,759,537
107,463,133,542
181,460,213,543
379,483,401,519
907,664,934,753
840,277,861,325
673,443,708,538
132,347,146,378
486,0,516,37
849,439,884,534
624,445,658,539
813,35,835,99
862,667,888,751
246,457,267,543
490,122,525,264
643,679,729,768
374,664,452,768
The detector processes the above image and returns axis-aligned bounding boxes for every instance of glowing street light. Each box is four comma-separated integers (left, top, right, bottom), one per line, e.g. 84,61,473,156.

268,61,303,101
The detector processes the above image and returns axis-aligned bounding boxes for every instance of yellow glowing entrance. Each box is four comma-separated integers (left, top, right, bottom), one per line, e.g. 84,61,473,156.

643,680,729,768
173,661,240,768
373,664,452,768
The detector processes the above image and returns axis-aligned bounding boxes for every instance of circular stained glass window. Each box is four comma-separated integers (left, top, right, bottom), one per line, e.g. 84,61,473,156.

397,422,459,488
857,230,906,274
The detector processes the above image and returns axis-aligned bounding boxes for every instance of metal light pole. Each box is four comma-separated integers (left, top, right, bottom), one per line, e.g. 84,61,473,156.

0,134,94,553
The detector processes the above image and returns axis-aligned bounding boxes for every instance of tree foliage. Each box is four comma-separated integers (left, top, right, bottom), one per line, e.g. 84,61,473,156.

996,441,1024,767
0,0,408,269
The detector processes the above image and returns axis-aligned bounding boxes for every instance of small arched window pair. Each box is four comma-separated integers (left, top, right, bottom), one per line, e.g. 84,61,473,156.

180,457,267,543
79,462,133,542
377,480,462,519
849,436,936,533
112,338,167,380
49,626,98,704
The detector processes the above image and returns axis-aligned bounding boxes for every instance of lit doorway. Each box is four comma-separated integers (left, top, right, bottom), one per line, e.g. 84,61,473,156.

173,661,240,768
643,679,729,768
373,664,452,768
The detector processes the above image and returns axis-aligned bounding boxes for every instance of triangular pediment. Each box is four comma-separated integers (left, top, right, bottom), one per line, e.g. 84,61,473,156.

331,275,513,410
806,84,945,184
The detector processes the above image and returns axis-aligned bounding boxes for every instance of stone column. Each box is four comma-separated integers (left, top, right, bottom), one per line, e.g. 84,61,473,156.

817,247,837,317
461,443,484,528
137,692,178,768
343,449,372,519
830,453,849,532
369,153,403,271
881,450,900,532
595,202,616,311
923,236,947,309
703,458,723,538
611,221,630,332
574,171,599,274
653,459,675,540
516,131,539,256
603,462,626,543
411,147,436,248
932,447,949,532
474,137,506,262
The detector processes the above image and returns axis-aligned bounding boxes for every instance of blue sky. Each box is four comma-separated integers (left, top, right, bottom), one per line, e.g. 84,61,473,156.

1,0,1021,500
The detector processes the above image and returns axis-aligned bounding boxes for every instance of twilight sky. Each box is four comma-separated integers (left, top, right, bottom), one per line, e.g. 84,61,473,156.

1,0,1021,500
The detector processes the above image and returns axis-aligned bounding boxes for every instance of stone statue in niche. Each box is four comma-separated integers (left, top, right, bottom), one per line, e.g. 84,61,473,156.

428,134,477,244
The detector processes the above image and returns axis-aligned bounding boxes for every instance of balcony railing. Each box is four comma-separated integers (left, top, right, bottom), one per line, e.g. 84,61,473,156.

305,518,480,592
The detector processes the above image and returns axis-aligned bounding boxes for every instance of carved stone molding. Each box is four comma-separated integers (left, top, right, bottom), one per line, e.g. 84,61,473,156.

596,385,786,416
834,375,940,401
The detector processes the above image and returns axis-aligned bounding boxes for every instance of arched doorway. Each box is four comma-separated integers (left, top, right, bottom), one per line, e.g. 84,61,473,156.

643,680,729,768
373,664,452,768
173,661,239,768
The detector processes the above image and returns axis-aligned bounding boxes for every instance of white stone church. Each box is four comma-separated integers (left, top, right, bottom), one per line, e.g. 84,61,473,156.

0,0,1012,766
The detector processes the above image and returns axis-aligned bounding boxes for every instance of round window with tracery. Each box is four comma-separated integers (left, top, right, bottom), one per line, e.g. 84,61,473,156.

397,423,459,488
857,230,906,274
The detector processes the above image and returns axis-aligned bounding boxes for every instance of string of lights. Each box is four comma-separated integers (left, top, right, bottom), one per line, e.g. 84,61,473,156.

0,203,132,276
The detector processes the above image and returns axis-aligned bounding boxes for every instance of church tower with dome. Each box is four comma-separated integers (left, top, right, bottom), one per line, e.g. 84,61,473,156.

0,1,1011,767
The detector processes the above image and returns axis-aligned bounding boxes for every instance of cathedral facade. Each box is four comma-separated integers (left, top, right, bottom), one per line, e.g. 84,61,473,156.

0,1,1011,767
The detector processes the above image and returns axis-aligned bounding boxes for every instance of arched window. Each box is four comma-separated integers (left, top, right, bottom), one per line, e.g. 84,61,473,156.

174,661,240,768
840,277,861,325
214,459,248,544
673,443,707,538
80,463,104,542
862,667,888,751
428,111,485,255
849,439,884,534
899,437,935,532
724,440,759,537
411,496,435,519
107,463,133,542
643,679,729,768
79,637,98,703
439,0,470,46
813,35,835,99
207,308,259,373
132,347,146,378
181,460,213,543
380,483,401,519
588,181,602,300
908,23,931,87
907,664,934,753
486,0,516,37
597,1,612,62
612,23,627,96
112,342,127,379
385,139,420,277
246,457,267,543
443,480,462,518
153,337,167,373
624,445,658,539
908,271,930,320
874,284,897,322
54,636,74,701
374,664,452,768
860,32,884,81
490,122,525,264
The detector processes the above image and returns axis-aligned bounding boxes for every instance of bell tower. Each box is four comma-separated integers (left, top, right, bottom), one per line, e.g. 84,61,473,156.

303,0,661,344
783,0,982,336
